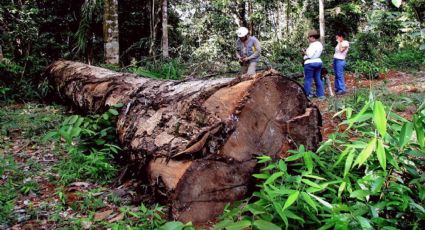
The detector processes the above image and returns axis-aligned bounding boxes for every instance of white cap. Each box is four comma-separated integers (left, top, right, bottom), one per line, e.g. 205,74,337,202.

236,27,249,38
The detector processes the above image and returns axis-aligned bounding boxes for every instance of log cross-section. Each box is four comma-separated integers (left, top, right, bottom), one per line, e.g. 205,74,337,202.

47,60,322,224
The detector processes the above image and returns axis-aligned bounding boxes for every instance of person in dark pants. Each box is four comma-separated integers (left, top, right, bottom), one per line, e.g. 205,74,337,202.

333,31,350,95
303,30,325,100
235,27,261,76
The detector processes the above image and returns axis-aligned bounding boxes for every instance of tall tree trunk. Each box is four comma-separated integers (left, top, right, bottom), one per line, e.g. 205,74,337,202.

47,60,322,224
103,0,119,64
248,1,254,35
286,0,290,36
237,0,247,27
0,45,3,62
161,0,169,58
319,0,325,44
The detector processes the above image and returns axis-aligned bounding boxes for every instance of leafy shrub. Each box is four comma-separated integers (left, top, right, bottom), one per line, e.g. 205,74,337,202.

384,48,425,70
128,58,184,80
45,105,123,185
217,100,425,229
0,103,64,140
0,157,20,225
350,60,387,79
267,42,304,75
349,32,381,61
108,203,195,230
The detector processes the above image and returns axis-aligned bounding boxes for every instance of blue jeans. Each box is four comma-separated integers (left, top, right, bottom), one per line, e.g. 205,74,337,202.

304,62,324,97
333,58,346,92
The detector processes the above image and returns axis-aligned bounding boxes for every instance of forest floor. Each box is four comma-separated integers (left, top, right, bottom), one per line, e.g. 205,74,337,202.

1,70,424,229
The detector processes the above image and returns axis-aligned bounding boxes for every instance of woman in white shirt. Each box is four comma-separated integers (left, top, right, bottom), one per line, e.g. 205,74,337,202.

333,32,349,95
303,30,325,99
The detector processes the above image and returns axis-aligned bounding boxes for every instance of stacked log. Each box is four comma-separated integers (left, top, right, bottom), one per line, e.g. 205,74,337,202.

47,60,322,224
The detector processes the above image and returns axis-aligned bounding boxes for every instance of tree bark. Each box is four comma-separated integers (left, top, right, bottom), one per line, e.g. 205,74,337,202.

47,60,322,224
161,0,169,58
103,0,119,64
0,45,3,62
319,0,326,44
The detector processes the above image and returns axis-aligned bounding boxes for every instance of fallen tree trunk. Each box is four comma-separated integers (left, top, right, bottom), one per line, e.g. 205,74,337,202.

47,60,322,224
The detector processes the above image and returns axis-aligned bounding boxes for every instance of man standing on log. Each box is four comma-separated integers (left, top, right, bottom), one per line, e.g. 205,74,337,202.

236,27,261,76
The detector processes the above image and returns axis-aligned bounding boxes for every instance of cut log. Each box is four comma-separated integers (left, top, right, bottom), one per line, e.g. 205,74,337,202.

47,60,322,224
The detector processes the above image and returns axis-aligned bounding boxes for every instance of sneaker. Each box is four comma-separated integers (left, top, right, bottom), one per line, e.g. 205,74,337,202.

318,96,326,100
336,91,346,95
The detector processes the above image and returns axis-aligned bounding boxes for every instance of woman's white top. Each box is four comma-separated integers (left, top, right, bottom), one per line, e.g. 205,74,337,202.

333,40,350,60
304,41,323,64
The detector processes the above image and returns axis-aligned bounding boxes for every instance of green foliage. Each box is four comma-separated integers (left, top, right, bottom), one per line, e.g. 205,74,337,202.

0,103,64,140
0,156,19,225
44,105,123,185
107,204,194,230
128,58,184,80
384,48,425,70
351,60,388,79
349,32,381,62
71,189,106,214
217,99,425,229
267,42,304,75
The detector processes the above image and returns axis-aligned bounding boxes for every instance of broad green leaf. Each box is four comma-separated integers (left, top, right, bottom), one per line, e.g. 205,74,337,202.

272,201,288,227
284,209,304,222
303,152,313,174
302,174,326,181
265,172,284,185
213,220,233,230
70,127,82,138
68,115,79,125
391,0,402,8
62,116,72,125
354,138,377,167
344,149,355,177
257,155,272,163
246,204,265,215
350,190,369,200
309,193,333,209
278,160,287,172
376,139,386,170
371,177,385,194
387,151,400,170
42,131,58,142
225,220,251,230
373,101,387,136
413,115,424,148
316,138,333,153
75,117,85,127
342,102,371,130
338,182,346,198
356,216,373,230
108,108,119,116
399,122,413,148
333,147,350,168
102,113,109,120
283,191,300,210
410,202,425,214
253,220,280,230
253,173,269,179
286,153,304,162
159,221,184,230
301,192,318,212
302,179,322,189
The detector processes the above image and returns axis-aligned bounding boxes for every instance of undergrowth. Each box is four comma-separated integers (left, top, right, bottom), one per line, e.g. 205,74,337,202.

44,105,123,185
217,98,425,229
